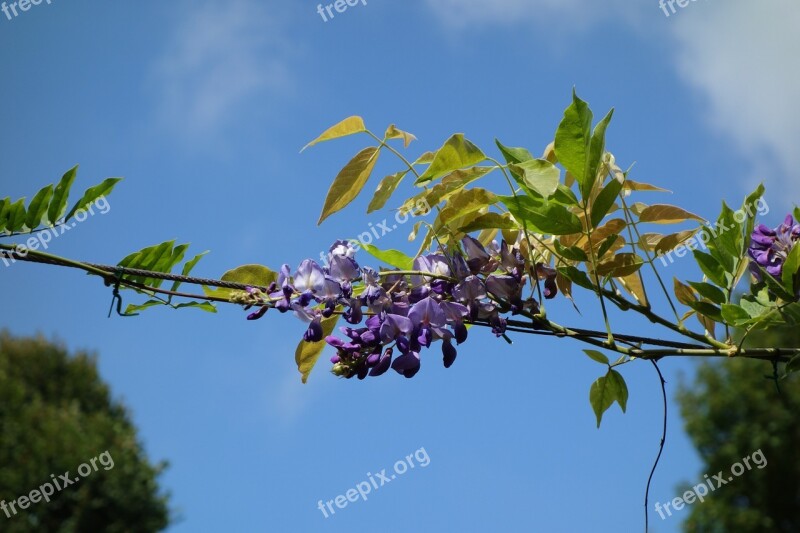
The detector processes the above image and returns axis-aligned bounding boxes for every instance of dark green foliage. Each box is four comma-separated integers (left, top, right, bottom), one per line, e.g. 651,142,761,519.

677,327,800,532
0,332,170,532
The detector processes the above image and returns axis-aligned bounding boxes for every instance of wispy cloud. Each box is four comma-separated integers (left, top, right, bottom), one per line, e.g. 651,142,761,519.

150,0,292,144
424,0,800,205
669,0,800,203
423,0,636,29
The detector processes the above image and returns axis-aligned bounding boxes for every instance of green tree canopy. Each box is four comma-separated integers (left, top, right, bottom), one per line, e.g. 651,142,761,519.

0,331,170,532
678,326,800,532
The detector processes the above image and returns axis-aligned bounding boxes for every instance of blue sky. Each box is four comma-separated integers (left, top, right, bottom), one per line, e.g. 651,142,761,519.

1,1,798,531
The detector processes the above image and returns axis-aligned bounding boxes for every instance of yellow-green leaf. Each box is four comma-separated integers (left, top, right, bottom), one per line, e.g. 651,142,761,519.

296,315,340,383
622,180,670,193
318,147,381,224
367,171,407,213
416,134,486,184
617,272,648,307
459,212,517,233
673,278,697,306
203,264,278,299
595,253,644,278
359,243,414,270
301,116,366,152
638,204,704,224
384,124,416,148
436,188,497,228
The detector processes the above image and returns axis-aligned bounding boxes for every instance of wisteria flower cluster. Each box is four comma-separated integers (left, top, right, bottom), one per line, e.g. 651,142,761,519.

748,214,800,281
239,238,557,379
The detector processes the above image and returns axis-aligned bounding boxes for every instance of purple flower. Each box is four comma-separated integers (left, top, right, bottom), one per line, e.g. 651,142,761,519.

329,240,358,262
498,240,525,278
369,347,393,376
391,350,421,378
408,297,447,328
749,215,800,280
294,260,326,294
441,301,469,344
485,274,524,313
303,317,324,342
535,263,559,300
246,306,268,321
461,236,493,274
442,338,457,368
379,314,414,343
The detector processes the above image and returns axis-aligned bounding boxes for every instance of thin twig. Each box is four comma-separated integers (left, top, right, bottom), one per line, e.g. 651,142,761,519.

644,359,667,533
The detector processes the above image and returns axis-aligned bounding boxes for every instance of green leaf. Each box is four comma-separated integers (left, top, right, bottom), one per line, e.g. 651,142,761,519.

169,251,208,294
0,197,9,231
739,293,773,319
124,300,163,314
555,90,593,196
586,108,614,198
416,134,486,184
65,177,122,221
495,139,534,165
499,194,583,235
459,212,517,233
597,234,620,259
688,281,727,305
553,184,580,207
721,304,752,327
638,204,705,224
687,300,724,322
590,369,628,428
786,354,800,376
367,171,407,213
753,264,797,302
47,165,78,225
590,177,623,228
607,369,628,412
302,116,366,152
693,250,728,287
359,243,414,271
554,240,589,262
318,147,381,224
174,301,217,313
296,315,341,383
558,266,595,290
510,159,561,198
584,350,609,365
25,185,54,230
712,201,742,260
742,183,766,252
6,198,26,233
781,244,800,295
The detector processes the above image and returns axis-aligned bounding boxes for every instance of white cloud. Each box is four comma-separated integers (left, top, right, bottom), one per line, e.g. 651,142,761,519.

424,0,638,29
669,0,800,203
150,0,292,143
425,0,800,205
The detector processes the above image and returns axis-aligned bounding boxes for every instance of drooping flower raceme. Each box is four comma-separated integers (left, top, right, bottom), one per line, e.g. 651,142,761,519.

239,237,562,379
748,214,800,281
